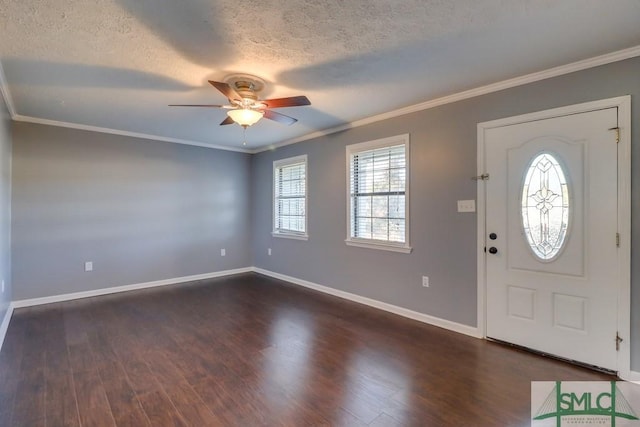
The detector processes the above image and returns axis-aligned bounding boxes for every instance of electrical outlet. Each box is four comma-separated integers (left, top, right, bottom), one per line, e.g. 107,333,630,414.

221,248,226,256
268,248,272,256
85,261,93,272
422,276,429,287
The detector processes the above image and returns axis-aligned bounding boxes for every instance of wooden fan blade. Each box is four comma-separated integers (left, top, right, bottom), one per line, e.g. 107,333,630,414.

262,96,311,108
168,104,226,107
263,109,297,126
209,80,241,102
220,116,235,126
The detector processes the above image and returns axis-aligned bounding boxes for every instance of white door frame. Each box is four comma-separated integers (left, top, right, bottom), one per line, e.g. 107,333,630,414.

476,96,632,379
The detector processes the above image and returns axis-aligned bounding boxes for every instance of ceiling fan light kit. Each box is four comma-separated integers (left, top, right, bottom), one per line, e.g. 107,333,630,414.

227,108,264,127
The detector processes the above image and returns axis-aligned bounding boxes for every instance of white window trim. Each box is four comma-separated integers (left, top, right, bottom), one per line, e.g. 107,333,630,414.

345,134,412,253
272,154,309,241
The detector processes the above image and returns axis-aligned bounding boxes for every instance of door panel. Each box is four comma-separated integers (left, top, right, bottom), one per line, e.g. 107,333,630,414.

484,107,618,370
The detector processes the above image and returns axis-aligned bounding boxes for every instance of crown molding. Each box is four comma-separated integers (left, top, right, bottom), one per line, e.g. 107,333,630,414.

0,62,17,118
12,115,251,153
253,44,640,153
3,44,640,154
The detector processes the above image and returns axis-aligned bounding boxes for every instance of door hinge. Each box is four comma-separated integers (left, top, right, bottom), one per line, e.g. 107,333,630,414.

616,233,620,247
472,173,490,181
616,332,623,351
609,127,620,143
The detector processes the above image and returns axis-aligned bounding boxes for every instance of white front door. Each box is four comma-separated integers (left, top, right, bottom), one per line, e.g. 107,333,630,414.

483,106,620,370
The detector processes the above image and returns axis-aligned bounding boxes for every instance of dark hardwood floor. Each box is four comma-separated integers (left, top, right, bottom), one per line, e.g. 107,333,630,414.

0,272,611,426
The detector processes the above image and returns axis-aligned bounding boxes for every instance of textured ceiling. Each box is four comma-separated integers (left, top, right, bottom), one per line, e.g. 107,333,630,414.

0,0,639,151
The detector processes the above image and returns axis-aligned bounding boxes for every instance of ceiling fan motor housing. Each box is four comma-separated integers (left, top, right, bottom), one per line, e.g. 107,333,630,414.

233,81,258,103
224,74,266,107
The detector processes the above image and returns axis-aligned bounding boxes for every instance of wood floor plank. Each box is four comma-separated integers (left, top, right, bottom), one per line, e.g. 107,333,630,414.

67,341,96,373
143,350,188,386
49,344,72,372
86,330,121,368
0,315,26,424
44,372,81,427
0,374,19,423
97,360,150,426
118,356,160,396
102,332,142,363
190,376,247,425
2,272,613,426
11,370,45,427
10,313,48,426
369,412,404,427
162,381,225,426
0,409,12,426
137,390,188,427
112,409,152,427
63,305,93,346
162,342,231,385
73,369,117,427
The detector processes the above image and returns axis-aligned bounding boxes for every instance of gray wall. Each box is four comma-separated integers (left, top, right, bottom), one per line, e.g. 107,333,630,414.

251,57,640,367
0,92,12,321
6,57,640,368
12,123,251,300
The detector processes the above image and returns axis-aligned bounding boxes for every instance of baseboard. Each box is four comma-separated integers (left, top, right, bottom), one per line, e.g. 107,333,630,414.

252,267,481,338
12,267,253,308
0,303,14,352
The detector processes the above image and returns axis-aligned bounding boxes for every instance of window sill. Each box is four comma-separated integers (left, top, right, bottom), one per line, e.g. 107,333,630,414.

272,232,309,241
345,239,412,254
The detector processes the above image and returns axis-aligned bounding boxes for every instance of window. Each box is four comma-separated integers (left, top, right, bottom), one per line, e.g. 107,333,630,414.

521,152,570,260
273,155,308,240
346,134,411,253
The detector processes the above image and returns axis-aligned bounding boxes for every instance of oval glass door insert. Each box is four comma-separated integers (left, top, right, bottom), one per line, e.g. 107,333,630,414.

521,152,570,260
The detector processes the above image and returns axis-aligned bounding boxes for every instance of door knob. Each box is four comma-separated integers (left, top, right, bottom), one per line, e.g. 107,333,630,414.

488,247,498,254
489,233,497,240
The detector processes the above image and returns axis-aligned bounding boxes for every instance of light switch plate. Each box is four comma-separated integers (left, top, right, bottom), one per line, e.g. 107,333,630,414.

457,200,476,213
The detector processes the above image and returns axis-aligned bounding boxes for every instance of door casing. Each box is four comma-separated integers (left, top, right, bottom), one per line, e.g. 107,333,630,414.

476,96,632,378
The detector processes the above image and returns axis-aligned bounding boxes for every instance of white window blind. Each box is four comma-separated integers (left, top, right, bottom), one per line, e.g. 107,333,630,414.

346,135,411,253
273,156,307,238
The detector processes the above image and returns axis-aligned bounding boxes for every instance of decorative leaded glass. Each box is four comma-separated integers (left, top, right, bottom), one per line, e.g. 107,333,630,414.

521,153,570,260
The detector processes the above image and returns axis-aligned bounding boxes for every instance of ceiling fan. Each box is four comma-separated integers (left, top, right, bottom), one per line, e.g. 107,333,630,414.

169,75,311,128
